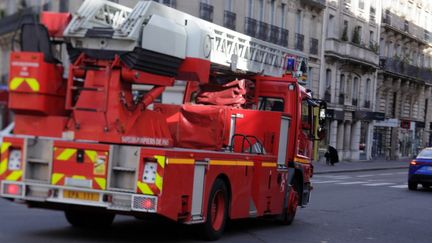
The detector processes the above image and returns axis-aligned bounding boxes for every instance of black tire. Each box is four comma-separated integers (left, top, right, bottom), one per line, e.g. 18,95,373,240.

201,179,229,241
280,182,299,225
65,210,115,228
408,180,418,191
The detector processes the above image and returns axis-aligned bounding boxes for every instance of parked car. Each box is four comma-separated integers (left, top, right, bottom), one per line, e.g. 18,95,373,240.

408,147,432,190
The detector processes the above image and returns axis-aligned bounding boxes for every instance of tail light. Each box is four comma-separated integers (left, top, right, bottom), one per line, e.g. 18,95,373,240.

132,195,157,212
410,160,417,165
2,182,23,197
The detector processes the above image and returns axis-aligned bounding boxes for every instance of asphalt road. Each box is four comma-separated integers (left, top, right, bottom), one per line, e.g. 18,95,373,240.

0,168,431,243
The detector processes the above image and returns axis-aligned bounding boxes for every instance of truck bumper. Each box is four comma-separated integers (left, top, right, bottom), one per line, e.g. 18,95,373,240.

0,180,158,213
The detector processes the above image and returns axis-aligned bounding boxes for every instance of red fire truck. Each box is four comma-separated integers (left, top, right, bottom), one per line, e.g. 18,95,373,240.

0,0,325,240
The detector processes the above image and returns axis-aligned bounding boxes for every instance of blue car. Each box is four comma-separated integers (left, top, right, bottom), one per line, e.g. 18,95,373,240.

408,148,432,190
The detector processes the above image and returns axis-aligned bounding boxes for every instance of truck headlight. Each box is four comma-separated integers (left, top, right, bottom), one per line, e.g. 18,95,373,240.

8,150,22,171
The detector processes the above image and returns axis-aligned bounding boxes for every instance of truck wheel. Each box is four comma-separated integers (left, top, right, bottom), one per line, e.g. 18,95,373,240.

65,210,115,228
201,179,228,241
280,185,299,225
408,180,418,191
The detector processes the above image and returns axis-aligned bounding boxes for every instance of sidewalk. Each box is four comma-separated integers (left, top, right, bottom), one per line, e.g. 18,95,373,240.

313,158,410,174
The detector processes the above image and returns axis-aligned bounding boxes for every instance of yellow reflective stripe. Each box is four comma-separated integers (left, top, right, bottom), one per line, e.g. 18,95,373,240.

155,155,165,168
155,174,163,191
51,173,64,184
0,159,7,176
9,77,24,90
294,156,310,164
167,158,195,165
137,181,154,195
85,150,97,163
9,77,40,92
94,177,106,190
6,170,22,181
56,148,77,161
210,160,254,166
262,162,277,167
72,175,86,180
1,142,11,154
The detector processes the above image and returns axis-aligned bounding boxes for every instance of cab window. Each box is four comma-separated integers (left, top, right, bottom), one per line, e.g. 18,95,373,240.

301,99,312,135
258,97,284,112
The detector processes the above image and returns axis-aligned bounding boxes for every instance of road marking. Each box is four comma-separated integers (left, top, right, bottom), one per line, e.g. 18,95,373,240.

377,173,394,176
363,183,395,186
356,174,374,178
313,180,341,184
337,181,367,185
389,184,407,188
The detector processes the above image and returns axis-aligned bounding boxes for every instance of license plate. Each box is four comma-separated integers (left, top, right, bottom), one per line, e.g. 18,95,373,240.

63,190,100,202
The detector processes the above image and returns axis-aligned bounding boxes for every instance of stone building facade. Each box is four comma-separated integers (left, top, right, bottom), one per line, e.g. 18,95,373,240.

374,0,432,159
320,0,383,161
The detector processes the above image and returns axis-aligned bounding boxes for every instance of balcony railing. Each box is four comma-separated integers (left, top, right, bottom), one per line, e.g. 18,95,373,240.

223,10,236,30
325,38,379,67
269,25,280,44
302,0,326,9
382,10,429,45
244,17,257,37
257,21,269,41
279,28,289,47
199,2,214,22
379,57,432,84
295,33,304,51
310,38,319,55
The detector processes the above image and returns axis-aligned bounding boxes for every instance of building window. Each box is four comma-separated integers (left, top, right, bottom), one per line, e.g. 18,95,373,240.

296,10,302,34
370,6,376,23
247,0,254,18
310,38,318,55
341,20,348,41
325,69,332,102
339,74,345,105
352,26,362,44
358,0,364,10
199,1,214,22
404,20,409,32
365,78,371,108
269,0,275,25
352,77,359,106
258,0,264,21
153,0,176,8
327,14,335,38
224,0,236,30
280,3,286,29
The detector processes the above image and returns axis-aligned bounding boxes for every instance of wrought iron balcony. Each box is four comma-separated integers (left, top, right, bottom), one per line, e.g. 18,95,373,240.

279,28,289,47
244,17,257,38
301,0,326,9
295,33,304,51
199,2,214,22
223,10,236,30
257,21,269,41
382,9,429,45
310,38,319,55
379,57,432,84
325,38,379,68
269,25,280,44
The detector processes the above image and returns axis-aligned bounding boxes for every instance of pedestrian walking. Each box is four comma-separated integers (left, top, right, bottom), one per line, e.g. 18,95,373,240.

324,145,339,166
